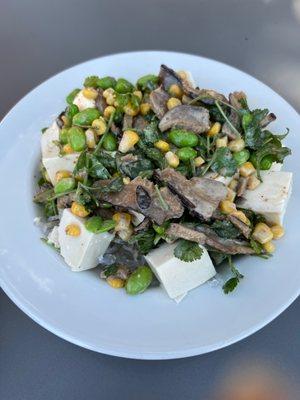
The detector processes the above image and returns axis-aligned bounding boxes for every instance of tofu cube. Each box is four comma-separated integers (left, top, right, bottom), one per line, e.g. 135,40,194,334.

145,243,216,299
42,154,79,185
237,171,293,225
73,90,96,111
58,209,114,271
47,226,60,248
41,121,60,158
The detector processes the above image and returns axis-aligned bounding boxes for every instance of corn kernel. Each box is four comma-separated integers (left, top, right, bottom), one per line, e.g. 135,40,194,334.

154,140,170,153
231,210,251,226
55,170,71,183
270,225,285,240
194,156,205,167
103,88,115,98
228,179,238,191
140,102,151,115
207,122,221,137
113,212,132,225
123,177,131,185
65,223,81,237
107,276,125,289
85,128,97,148
123,104,139,117
167,97,181,110
239,162,256,177
82,87,98,100
247,174,261,190
92,117,107,135
103,106,116,120
177,70,188,80
71,201,90,218
252,222,273,244
228,138,245,152
133,90,143,100
165,151,180,168
63,143,74,154
219,200,237,214
168,84,183,98
263,240,276,254
118,130,139,153
216,136,228,148
226,188,236,202
106,94,116,106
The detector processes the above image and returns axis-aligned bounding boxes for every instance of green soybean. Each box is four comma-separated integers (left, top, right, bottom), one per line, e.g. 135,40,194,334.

85,216,116,233
59,128,69,144
72,108,100,126
176,147,197,162
66,88,80,105
168,129,198,148
125,266,153,295
98,76,117,90
54,177,76,194
260,155,273,170
233,149,250,166
102,133,117,151
68,126,86,151
115,78,134,94
84,76,100,88
137,74,159,91
65,104,79,123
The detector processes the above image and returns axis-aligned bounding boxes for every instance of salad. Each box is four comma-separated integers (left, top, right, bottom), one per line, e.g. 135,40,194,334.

34,64,292,301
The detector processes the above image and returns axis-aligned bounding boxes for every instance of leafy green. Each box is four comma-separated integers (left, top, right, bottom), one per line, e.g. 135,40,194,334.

33,187,55,203
144,147,167,169
129,229,156,255
211,220,240,239
73,150,88,176
117,154,153,179
94,150,117,171
103,265,118,278
138,170,153,179
254,142,291,179
88,154,111,179
92,176,124,194
223,277,239,294
174,240,203,262
250,238,264,255
209,147,238,177
137,74,159,91
242,112,265,150
139,120,160,145
44,200,57,218
83,75,101,88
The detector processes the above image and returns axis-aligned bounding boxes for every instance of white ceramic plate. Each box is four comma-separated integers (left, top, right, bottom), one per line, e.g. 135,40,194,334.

0,51,299,360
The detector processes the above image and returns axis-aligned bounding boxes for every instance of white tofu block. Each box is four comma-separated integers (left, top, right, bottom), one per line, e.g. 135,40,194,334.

42,153,79,185
47,226,60,248
41,121,60,158
73,90,96,111
238,171,293,225
145,243,216,299
269,162,283,172
58,209,114,271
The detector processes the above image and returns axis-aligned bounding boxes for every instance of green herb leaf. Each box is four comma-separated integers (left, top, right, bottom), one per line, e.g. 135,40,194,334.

144,147,167,169
44,200,57,218
242,112,266,150
94,150,117,171
250,238,264,255
129,229,156,255
223,277,239,294
137,74,159,91
83,75,101,88
210,147,238,177
211,220,240,239
138,120,160,145
33,188,55,203
254,142,291,179
117,154,153,179
174,240,203,262
103,265,118,277
88,154,111,179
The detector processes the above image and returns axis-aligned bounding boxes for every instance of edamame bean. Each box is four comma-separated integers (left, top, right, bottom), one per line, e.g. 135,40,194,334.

59,128,69,144
66,88,80,105
115,78,134,94
65,104,79,122
233,149,250,166
125,266,153,295
137,74,159,91
68,126,86,151
260,155,273,170
168,129,198,148
98,76,116,90
102,133,117,151
72,108,100,126
176,147,197,162
54,177,76,194
84,76,100,88
85,216,116,233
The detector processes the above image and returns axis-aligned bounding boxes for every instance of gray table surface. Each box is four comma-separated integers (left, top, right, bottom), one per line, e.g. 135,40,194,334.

1,0,299,399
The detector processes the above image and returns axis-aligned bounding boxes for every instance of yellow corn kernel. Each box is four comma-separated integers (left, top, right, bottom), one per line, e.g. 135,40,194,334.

113,212,132,225
63,143,74,154
219,200,237,214
165,151,180,168
107,276,125,289
103,106,116,120
247,174,261,190
228,138,245,152
207,122,221,137
252,222,273,244
177,70,188,80
92,117,107,135
103,88,115,99
270,225,285,240
239,162,256,177
133,90,143,100
55,170,71,183
71,201,90,218
167,97,181,110
85,128,97,149
123,104,139,117
226,188,236,202
228,179,238,191
123,177,131,185
106,94,116,106
140,102,151,115
231,210,251,226
65,223,81,237
216,136,228,148
194,156,205,167
154,140,170,153
263,240,276,254
118,130,139,153
168,84,183,98
82,87,98,100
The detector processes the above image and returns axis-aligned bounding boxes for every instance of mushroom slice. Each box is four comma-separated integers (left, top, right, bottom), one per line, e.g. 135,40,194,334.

149,86,169,118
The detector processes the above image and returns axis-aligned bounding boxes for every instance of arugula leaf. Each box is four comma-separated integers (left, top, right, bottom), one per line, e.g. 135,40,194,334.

129,229,156,255
174,240,203,262
211,220,240,239
223,277,239,294
88,154,111,179
210,147,238,177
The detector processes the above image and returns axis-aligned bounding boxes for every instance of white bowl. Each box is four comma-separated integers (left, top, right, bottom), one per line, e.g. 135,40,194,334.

0,51,299,359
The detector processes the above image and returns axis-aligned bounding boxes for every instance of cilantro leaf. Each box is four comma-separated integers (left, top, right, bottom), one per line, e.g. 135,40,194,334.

254,142,291,179
88,154,111,179
174,240,203,262
210,147,238,177
211,220,240,239
144,147,167,169
223,277,239,294
242,112,266,150
139,120,160,145
129,229,156,255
